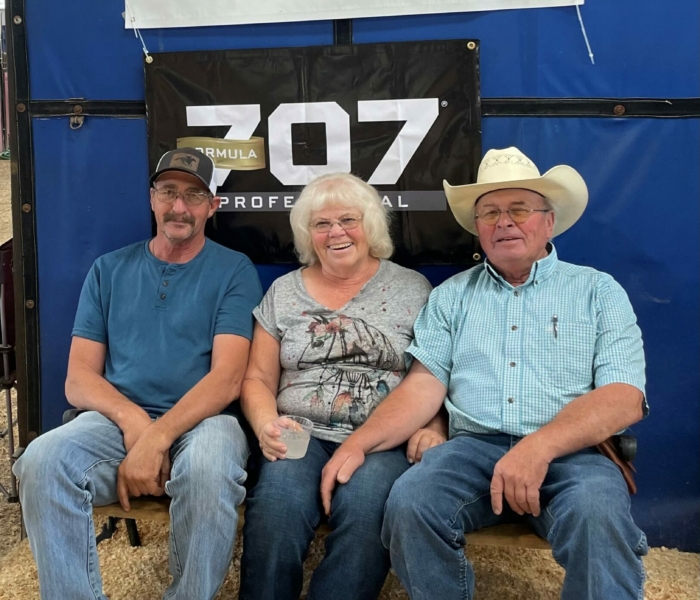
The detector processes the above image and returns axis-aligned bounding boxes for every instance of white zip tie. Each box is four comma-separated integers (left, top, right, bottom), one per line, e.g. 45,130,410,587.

124,0,153,63
576,5,595,65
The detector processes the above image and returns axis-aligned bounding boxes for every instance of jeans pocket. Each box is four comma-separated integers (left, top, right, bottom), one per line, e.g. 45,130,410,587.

634,530,649,556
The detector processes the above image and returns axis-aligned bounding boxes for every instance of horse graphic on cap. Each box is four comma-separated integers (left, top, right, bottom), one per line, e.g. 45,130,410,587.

175,155,197,167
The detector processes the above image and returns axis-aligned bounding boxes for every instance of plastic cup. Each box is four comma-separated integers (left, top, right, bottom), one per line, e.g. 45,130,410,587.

277,415,313,459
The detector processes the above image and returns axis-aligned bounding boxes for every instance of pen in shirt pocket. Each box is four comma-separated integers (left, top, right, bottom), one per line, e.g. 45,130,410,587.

552,315,558,339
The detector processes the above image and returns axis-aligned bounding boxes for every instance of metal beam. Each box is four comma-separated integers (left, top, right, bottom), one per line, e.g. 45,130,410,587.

482,98,700,118
26,98,700,120
7,0,40,446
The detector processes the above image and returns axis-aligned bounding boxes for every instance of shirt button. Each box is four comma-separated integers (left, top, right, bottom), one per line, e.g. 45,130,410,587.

509,362,516,367
160,294,166,300
514,291,519,297
511,325,518,331
507,397,514,403
163,281,169,287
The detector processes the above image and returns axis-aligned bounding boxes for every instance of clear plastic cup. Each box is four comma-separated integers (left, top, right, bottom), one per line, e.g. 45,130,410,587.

277,415,313,459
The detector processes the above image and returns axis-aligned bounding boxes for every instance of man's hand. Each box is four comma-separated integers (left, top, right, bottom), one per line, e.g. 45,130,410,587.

320,443,366,516
117,431,170,511
406,428,446,464
120,411,154,453
158,451,172,491
490,438,551,517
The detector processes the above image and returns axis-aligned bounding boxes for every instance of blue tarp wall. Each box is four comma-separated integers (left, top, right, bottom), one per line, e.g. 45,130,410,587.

25,1,699,550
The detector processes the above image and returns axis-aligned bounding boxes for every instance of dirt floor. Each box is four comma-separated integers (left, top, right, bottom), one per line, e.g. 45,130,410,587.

0,158,698,598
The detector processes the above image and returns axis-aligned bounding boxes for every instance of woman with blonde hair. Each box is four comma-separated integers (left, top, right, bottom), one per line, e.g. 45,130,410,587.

239,172,443,600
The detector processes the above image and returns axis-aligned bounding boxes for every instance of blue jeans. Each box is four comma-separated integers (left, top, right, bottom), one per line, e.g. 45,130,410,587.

239,436,410,600
382,433,648,600
13,411,250,600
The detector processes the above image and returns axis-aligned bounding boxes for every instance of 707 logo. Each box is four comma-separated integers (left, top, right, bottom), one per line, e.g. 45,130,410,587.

186,99,439,187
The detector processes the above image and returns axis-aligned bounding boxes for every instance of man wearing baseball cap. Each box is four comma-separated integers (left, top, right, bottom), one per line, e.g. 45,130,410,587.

15,148,263,600
321,147,649,599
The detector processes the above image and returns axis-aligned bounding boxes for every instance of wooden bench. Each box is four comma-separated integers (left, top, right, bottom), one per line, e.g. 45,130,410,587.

93,496,551,550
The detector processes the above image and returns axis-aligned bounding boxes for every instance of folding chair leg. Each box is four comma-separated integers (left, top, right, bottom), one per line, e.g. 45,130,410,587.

125,518,141,547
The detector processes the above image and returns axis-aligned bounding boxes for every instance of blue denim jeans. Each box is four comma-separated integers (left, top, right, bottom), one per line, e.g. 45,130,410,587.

382,433,648,600
239,436,410,600
13,411,250,600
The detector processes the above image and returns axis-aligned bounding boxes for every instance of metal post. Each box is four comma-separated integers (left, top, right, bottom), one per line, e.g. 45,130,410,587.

0,281,18,500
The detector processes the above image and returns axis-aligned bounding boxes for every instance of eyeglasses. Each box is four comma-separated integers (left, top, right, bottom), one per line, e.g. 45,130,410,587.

310,216,363,233
475,207,551,226
153,188,213,207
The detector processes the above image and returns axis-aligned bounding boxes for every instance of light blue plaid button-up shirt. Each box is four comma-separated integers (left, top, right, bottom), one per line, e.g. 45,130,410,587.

406,245,646,437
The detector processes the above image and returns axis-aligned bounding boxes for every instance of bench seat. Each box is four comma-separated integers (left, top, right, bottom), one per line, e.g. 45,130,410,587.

93,496,551,550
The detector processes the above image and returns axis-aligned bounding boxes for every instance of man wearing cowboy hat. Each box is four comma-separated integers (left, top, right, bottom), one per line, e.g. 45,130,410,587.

321,147,648,599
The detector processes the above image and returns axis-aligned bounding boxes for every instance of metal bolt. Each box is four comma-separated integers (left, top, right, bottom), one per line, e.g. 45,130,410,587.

16,103,26,113
73,105,83,114
613,104,626,116
25,299,35,309
13,16,22,25
21,203,31,213
472,252,481,261
441,100,448,108
467,41,476,50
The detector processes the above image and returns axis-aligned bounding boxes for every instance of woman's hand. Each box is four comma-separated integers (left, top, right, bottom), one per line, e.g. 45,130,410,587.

258,417,290,461
406,428,446,464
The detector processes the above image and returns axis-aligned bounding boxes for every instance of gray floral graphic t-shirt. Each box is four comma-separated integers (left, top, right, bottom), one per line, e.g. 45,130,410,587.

253,260,432,442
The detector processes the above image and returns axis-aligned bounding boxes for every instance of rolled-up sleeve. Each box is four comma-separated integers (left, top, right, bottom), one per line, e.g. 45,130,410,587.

593,276,647,407
405,285,455,387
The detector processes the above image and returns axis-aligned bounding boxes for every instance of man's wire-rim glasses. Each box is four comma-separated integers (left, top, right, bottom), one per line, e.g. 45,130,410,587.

153,187,213,207
475,207,551,226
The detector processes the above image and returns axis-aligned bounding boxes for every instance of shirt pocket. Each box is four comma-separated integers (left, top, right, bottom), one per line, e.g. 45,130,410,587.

531,321,596,392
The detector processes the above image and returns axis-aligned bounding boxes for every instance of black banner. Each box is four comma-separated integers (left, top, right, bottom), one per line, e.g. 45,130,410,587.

145,40,482,265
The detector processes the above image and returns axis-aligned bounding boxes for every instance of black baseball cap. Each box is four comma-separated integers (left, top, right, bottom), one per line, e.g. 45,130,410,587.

149,147,217,195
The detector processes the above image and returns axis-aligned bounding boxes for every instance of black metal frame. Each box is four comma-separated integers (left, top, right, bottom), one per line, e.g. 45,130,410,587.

22,97,700,122
7,0,40,448
333,19,353,45
6,12,700,449
29,100,147,118
482,98,700,118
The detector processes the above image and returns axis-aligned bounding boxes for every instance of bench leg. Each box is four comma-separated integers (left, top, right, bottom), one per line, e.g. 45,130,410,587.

95,517,119,545
94,517,141,547
125,518,141,547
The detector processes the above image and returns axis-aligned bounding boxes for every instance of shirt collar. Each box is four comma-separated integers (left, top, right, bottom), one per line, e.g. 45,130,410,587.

484,242,559,290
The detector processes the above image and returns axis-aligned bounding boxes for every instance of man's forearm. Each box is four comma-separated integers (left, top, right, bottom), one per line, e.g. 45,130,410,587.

527,383,645,462
66,367,150,428
148,368,243,448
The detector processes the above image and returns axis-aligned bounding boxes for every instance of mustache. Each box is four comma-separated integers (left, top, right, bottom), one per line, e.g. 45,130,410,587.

163,212,195,226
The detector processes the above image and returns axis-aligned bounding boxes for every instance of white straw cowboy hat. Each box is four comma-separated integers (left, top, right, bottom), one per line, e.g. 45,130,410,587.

443,147,589,237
